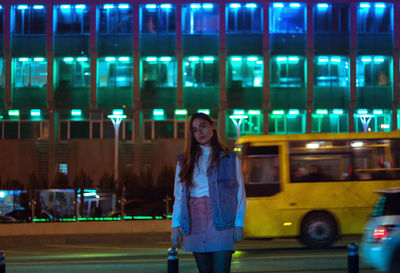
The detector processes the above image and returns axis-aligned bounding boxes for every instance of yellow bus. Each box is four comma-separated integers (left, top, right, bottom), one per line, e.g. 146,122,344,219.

236,131,400,248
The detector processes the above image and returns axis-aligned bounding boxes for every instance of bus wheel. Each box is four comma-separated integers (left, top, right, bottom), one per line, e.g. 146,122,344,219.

299,212,337,248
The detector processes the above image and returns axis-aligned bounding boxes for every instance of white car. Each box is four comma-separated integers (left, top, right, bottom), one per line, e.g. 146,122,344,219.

360,187,400,273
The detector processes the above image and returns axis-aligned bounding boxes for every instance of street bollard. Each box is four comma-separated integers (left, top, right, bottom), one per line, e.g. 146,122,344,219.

0,252,5,273
168,247,178,273
348,243,359,273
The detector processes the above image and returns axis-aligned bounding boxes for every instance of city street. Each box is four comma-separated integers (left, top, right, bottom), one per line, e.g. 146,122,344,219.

1,234,379,273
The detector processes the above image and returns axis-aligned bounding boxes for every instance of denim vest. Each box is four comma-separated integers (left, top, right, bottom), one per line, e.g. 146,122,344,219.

178,150,238,235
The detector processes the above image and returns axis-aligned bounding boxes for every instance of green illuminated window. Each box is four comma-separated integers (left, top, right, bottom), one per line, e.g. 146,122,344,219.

226,110,263,138
227,56,263,87
183,56,218,87
311,109,348,133
354,109,392,132
356,56,392,87
315,56,349,87
13,58,47,88
141,57,177,87
98,57,133,87
55,57,90,88
269,110,306,134
270,56,305,88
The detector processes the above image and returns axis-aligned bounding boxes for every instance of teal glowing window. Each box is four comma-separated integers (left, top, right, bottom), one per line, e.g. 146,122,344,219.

13,58,47,88
356,56,392,87
313,3,349,33
142,57,177,87
269,109,306,134
55,57,90,88
226,109,263,138
315,56,349,87
55,4,90,34
182,3,219,34
354,109,392,132
183,56,218,87
312,109,348,133
140,3,176,33
98,4,133,33
0,59,4,86
357,2,393,33
98,57,133,87
58,163,68,175
270,56,305,87
12,4,46,34
227,56,263,87
226,3,262,33
269,2,306,34
0,6,3,34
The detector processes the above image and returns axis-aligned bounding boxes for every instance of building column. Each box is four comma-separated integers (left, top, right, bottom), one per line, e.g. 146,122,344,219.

349,2,358,132
392,2,400,130
262,3,270,134
306,2,314,133
46,4,55,187
176,4,183,108
3,4,11,108
132,2,142,174
89,3,97,109
219,4,227,139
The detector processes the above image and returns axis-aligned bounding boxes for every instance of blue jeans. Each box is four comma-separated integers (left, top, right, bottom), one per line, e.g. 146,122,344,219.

193,251,232,273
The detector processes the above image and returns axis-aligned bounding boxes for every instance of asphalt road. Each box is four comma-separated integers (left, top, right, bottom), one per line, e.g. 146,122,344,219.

1,235,380,273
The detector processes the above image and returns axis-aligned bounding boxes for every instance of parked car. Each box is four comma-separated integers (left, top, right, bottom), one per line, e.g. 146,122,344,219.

107,199,165,218
360,187,400,273
0,215,16,223
5,208,54,222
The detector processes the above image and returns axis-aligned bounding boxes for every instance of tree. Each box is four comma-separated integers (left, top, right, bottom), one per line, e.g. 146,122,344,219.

73,170,94,217
52,173,69,189
99,172,115,192
155,165,175,201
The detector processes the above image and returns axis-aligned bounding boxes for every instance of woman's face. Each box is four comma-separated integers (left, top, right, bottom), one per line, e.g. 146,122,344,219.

191,118,214,146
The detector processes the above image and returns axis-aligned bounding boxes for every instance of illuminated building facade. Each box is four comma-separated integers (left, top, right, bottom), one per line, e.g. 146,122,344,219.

0,1,398,186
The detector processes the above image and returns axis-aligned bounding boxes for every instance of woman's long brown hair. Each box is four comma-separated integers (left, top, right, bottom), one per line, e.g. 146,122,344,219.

179,113,229,187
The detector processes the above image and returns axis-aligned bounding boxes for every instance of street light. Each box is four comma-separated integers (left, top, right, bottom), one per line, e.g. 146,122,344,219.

107,110,127,184
229,110,248,139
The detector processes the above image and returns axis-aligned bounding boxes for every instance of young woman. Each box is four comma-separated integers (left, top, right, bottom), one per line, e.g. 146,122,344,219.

171,112,246,273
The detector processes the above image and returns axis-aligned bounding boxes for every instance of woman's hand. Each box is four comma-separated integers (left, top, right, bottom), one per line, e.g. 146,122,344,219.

234,226,244,242
171,227,182,248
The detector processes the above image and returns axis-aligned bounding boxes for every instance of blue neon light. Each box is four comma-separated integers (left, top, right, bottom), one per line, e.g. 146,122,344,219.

104,4,114,9
273,3,284,8
246,3,257,9
17,5,28,10
118,4,130,9
317,3,329,9
229,3,241,9
146,4,157,10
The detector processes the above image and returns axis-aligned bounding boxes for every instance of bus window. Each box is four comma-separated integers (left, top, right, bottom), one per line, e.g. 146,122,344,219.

352,139,400,180
242,145,281,197
289,140,352,182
